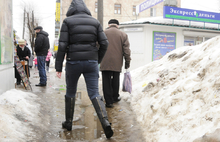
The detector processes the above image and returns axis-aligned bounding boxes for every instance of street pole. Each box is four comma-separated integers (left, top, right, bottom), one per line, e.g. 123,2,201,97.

22,8,26,39
32,10,35,52
97,0,103,27
60,0,62,25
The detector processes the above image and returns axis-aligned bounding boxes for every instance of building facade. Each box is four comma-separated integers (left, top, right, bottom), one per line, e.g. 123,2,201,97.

0,0,14,94
119,17,220,70
61,0,181,29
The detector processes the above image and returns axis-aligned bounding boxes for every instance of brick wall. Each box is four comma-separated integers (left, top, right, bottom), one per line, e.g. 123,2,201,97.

61,0,181,29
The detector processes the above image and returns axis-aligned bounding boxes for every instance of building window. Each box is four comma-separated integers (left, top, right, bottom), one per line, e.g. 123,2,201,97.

95,2,98,13
133,5,136,16
114,4,121,14
150,8,156,17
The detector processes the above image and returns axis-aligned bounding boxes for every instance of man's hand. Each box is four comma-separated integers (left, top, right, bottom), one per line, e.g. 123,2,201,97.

25,56,29,60
56,72,62,78
125,62,130,69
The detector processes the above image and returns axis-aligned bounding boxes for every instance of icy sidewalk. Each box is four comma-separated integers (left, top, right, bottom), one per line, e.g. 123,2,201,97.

0,65,145,142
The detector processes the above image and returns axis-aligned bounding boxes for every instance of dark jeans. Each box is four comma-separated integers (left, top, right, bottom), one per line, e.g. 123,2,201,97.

37,56,47,84
65,60,100,100
102,71,120,104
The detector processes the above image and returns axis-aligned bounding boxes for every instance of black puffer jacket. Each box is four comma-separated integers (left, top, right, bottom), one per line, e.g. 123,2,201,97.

34,30,50,56
55,0,108,72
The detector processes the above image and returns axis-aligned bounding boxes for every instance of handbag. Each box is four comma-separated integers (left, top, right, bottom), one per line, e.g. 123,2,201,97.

122,69,132,94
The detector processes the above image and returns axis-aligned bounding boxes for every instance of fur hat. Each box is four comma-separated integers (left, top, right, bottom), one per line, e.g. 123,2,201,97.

34,26,43,30
18,39,25,45
108,19,119,25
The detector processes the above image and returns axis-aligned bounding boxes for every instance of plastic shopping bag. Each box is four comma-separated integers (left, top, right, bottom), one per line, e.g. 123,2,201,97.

122,70,132,94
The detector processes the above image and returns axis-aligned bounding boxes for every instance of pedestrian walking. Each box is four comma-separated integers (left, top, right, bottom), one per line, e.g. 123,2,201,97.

46,50,52,72
55,0,113,139
53,51,57,59
33,57,38,69
14,39,31,85
25,39,33,69
100,19,131,108
34,26,50,86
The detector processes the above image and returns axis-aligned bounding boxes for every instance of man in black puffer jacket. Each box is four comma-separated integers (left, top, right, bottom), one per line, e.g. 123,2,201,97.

34,26,50,86
55,0,113,139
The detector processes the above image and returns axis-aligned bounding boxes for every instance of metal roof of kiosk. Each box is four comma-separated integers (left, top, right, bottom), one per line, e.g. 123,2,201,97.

120,16,220,31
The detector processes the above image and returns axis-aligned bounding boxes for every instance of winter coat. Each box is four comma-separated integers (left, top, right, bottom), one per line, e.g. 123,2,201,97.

15,45,31,78
16,45,31,61
26,43,33,67
29,55,33,67
55,0,108,72
100,25,131,72
34,57,37,65
46,51,52,61
34,30,50,56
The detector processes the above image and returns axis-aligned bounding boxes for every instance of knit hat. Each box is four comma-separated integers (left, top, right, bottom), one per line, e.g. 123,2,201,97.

34,26,43,30
108,19,119,25
18,39,25,45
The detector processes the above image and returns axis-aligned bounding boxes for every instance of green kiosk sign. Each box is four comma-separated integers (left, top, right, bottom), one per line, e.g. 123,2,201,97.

163,6,220,24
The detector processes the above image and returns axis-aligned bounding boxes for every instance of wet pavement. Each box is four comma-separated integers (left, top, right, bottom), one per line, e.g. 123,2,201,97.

16,65,145,142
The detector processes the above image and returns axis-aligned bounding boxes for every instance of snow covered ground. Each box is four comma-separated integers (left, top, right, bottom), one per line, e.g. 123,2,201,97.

0,89,44,141
121,35,220,141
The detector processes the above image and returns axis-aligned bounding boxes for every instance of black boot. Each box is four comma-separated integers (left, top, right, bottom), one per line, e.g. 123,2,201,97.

62,96,75,131
92,96,114,139
17,79,21,85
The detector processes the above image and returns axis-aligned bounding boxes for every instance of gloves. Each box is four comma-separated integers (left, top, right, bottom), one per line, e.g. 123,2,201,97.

125,62,130,69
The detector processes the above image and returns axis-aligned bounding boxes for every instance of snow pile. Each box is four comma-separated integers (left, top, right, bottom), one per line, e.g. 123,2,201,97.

0,89,42,141
122,36,220,141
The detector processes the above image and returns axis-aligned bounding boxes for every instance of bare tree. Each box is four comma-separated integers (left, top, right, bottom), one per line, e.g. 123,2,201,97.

19,2,40,54
26,10,39,54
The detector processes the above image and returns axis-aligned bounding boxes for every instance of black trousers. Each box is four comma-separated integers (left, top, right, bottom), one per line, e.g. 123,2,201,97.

46,60,50,67
102,71,120,104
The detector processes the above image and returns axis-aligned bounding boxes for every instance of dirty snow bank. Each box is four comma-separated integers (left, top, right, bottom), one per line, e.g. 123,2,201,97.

121,36,220,142
0,89,42,141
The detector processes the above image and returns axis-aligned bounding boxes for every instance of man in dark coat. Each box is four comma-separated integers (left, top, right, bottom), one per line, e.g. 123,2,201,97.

55,0,113,139
15,39,31,85
34,26,50,86
100,19,131,108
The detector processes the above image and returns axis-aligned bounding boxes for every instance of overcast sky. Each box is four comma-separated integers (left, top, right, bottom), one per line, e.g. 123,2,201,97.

12,0,219,48
13,0,56,47
181,0,219,12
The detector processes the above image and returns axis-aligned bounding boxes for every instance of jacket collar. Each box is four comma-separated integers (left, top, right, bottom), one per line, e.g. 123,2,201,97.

108,25,118,29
